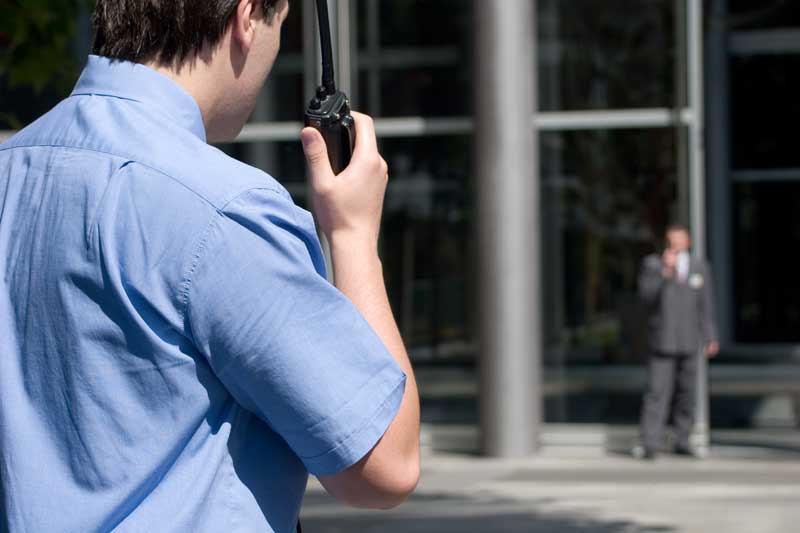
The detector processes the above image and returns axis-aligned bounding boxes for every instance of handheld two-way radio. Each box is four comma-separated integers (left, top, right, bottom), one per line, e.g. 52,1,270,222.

304,0,355,174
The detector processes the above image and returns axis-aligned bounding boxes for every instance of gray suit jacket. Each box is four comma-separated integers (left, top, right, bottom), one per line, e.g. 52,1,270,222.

639,253,718,355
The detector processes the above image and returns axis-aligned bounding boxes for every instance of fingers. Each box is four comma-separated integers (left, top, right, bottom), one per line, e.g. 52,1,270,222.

348,112,388,182
350,112,378,159
302,114,387,188
301,127,334,188
303,112,388,240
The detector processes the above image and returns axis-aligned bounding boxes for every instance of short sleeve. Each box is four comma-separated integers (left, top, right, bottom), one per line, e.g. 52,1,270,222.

185,188,406,476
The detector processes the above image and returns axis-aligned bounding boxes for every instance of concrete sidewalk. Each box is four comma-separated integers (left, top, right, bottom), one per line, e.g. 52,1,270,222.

300,451,800,533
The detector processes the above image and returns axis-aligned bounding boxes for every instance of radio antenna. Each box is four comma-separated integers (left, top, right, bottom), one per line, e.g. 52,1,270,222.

315,0,336,95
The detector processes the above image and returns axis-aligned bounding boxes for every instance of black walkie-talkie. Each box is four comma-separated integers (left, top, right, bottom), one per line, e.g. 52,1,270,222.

305,0,355,174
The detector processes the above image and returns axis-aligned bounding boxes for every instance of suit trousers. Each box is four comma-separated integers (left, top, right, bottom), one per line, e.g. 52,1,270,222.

640,351,698,451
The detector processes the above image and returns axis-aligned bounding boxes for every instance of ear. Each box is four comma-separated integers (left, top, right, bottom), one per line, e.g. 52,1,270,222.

231,0,258,55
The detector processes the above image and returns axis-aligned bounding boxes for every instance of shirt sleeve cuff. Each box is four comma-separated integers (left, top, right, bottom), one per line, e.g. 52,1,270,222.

298,364,407,477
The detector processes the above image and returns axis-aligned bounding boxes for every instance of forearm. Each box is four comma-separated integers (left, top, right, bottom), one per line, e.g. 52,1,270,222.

329,233,420,462
303,113,419,507
702,273,719,344
639,270,665,303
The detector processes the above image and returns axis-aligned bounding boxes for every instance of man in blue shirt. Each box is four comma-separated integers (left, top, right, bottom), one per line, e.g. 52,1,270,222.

0,1,420,531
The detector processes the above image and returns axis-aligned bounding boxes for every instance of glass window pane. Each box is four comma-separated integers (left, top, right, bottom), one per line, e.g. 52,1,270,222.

540,128,680,423
374,67,472,117
354,0,473,117
355,0,677,117
728,1,800,29
538,0,676,111
730,54,800,169
376,135,474,359
733,182,800,343
375,0,474,47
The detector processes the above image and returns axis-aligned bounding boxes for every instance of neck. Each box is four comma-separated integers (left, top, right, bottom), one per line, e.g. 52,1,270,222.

146,51,227,140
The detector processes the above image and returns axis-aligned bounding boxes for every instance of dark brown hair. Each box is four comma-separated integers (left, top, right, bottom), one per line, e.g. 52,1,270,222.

92,0,281,66
665,222,689,236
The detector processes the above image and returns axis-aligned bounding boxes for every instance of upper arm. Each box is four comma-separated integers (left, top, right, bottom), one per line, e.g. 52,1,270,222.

700,261,718,339
638,256,663,301
185,189,406,477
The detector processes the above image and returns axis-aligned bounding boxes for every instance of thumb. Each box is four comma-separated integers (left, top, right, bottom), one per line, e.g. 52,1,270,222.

301,127,333,185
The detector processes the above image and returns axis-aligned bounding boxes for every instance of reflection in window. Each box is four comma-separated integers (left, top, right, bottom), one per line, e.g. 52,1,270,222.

377,136,473,360
734,182,800,343
538,0,676,111
540,128,678,365
354,0,473,116
730,54,800,169
728,0,800,29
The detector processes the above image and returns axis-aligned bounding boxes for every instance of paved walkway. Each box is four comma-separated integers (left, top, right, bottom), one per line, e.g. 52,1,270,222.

300,451,800,533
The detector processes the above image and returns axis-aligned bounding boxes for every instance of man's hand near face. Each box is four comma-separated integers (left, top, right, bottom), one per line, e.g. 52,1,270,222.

705,341,720,358
661,248,678,278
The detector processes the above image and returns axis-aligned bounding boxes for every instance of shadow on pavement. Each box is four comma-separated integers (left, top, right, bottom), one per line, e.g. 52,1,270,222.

300,491,677,533
709,436,800,457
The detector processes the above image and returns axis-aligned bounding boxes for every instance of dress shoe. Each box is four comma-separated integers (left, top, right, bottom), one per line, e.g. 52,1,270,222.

674,445,700,458
642,448,659,460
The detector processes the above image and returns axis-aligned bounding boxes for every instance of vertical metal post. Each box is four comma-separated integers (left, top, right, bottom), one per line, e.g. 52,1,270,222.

476,0,541,457
688,0,707,257
686,0,710,455
366,0,381,115
303,0,320,99
336,0,352,95
326,0,339,76
707,0,732,348
674,0,690,225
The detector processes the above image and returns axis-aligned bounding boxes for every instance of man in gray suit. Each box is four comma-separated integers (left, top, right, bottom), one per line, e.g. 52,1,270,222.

639,224,719,459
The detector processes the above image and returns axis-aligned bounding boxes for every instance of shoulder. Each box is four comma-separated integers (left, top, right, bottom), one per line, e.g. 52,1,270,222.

642,254,661,270
112,124,293,212
692,256,712,272
119,151,322,276
2,94,293,211
2,95,317,268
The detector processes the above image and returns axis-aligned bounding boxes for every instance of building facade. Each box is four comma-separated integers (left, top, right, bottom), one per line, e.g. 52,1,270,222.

2,0,798,446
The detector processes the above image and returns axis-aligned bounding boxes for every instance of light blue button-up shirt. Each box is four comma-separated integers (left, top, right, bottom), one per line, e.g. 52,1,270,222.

0,56,405,533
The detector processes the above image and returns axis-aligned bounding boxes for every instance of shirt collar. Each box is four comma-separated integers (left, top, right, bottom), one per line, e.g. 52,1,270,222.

71,55,207,142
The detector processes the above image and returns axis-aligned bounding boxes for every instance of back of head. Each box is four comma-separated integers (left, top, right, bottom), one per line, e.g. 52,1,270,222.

92,0,281,67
